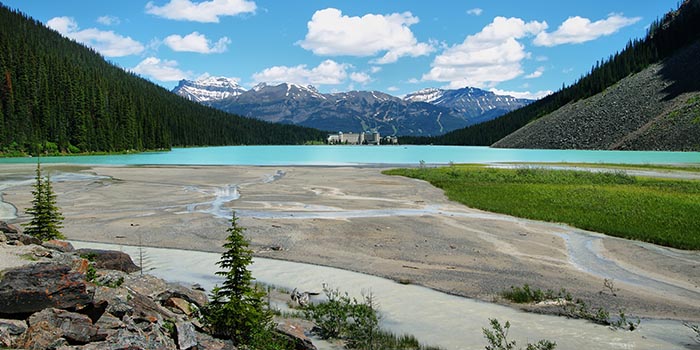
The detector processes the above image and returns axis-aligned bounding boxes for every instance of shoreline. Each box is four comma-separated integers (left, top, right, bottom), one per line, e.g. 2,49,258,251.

1,164,698,324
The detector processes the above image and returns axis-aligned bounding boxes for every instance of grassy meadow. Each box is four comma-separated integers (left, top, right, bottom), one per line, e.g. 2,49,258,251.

383,165,700,250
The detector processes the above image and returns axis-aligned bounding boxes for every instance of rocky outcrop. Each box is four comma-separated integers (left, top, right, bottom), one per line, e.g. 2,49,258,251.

0,239,319,350
76,248,140,273
0,263,93,315
20,308,104,347
0,241,235,349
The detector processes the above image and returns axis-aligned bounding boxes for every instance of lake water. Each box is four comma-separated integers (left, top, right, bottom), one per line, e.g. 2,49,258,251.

0,145,699,165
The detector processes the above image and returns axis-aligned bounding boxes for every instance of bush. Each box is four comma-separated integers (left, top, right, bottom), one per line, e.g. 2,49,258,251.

483,319,556,350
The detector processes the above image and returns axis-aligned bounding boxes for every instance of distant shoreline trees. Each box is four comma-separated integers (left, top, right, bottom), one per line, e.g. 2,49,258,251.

0,4,326,156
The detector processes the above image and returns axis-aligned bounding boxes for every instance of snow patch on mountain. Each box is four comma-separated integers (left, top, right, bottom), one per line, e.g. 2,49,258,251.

173,77,246,103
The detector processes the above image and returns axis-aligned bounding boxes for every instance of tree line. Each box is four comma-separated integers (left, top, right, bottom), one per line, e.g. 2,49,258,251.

403,0,700,146
0,5,327,156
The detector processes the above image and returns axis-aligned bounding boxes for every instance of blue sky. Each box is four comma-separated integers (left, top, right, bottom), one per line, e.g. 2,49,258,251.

4,0,679,99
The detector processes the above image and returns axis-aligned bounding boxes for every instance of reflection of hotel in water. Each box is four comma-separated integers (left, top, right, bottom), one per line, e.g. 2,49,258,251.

327,131,398,145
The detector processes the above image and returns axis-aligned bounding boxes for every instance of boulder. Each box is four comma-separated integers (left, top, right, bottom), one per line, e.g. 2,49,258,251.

76,248,140,273
0,263,93,315
94,312,123,339
18,319,67,350
0,327,11,348
0,318,28,335
0,232,6,243
195,332,237,350
0,221,19,234
165,297,193,316
25,308,104,344
276,321,317,350
43,240,75,253
128,292,177,323
156,285,208,309
5,232,42,246
176,321,197,350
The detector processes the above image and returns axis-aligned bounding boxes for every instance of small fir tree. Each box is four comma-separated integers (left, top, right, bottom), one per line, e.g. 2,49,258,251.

201,212,274,345
23,160,65,241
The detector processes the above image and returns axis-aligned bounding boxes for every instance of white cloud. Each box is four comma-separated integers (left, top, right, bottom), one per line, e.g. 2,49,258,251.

490,88,552,100
422,16,547,88
534,14,641,47
146,0,256,23
47,17,144,57
252,59,349,86
164,32,231,53
96,15,120,26
350,72,371,84
387,86,400,92
370,66,382,74
525,66,544,79
467,8,483,16
131,57,192,82
298,8,434,64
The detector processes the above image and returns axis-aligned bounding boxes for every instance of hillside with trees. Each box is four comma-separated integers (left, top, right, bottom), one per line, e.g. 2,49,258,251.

403,0,700,149
0,5,326,156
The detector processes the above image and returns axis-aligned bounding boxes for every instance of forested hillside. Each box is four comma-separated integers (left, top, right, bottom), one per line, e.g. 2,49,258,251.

403,0,700,146
0,5,326,155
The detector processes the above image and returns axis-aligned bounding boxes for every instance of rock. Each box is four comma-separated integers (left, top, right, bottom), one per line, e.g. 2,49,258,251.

94,285,132,319
12,233,42,246
78,327,177,350
0,327,11,348
0,263,93,315
0,221,19,234
128,292,177,322
0,318,28,335
0,232,6,243
42,240,75,253
76,248,140,273
18,319,67,350
26,308,104,344
74,300,108,324
195,332,237,350
165,297,193,316
156,285,209,309
176,321,197,350
276,321,317,350
94,270,127,287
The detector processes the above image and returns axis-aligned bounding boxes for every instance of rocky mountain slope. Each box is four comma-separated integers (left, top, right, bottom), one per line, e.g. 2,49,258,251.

404,87,532,125
173,80,531,137
493,40,700,151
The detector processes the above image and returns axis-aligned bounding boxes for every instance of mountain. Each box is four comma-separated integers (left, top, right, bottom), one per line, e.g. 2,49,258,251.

174,81,531,137
406,0,700,150
0,5,326,155
172,77,247,103
404,87,533,125
493,40,700,150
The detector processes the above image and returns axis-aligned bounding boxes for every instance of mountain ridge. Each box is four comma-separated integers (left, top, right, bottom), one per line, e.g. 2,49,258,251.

172,80,532,137
403,0,700,150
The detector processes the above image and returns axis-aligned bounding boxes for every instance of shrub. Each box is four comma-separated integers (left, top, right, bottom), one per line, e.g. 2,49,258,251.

483,319,556,350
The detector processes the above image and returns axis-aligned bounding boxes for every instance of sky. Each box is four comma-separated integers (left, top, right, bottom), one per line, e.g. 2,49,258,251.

3,0,680,99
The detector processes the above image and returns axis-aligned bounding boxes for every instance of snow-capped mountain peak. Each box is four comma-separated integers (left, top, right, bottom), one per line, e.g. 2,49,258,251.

404,88,445,103
172,76,246,103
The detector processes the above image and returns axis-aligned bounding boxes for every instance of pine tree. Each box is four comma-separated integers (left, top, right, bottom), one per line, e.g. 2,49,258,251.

200,212,274,346
23,159,64,241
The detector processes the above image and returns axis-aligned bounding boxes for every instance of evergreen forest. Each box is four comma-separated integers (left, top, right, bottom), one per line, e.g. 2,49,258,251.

402,0,700,146
0,5,327,156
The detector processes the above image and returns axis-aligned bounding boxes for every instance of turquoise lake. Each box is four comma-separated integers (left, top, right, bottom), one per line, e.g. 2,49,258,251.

0,145,699,165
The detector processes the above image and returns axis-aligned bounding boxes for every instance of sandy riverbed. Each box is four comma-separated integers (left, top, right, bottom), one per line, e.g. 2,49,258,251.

0,164,698,323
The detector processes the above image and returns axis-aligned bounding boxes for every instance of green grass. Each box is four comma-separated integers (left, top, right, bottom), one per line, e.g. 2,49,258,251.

383,166,700,250
501,162,700,173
